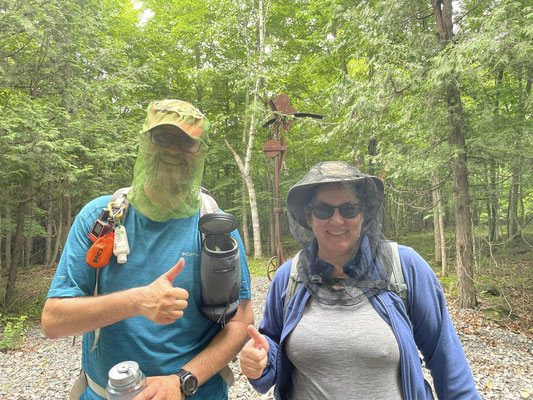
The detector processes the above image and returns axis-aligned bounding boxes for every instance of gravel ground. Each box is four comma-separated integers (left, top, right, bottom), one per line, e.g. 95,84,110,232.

1,276,531,399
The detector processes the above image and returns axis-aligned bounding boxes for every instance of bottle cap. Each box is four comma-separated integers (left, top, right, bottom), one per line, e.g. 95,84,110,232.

198,212,237,235
108,361,140,387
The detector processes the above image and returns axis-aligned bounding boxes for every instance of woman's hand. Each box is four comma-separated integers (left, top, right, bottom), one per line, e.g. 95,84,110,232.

240,325,269,379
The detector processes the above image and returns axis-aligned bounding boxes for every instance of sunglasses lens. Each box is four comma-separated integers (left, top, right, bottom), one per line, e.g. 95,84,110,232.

311,203,362,220
151,129,174,147
312,204,334,219
339,203,361,219
179,136,201,153
150,129,202,153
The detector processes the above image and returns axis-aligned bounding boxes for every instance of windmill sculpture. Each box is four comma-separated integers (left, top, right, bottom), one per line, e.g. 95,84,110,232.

263,94,322,280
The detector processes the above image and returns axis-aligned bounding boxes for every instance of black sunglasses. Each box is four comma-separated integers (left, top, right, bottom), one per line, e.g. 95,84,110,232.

150,128,201,153
309,202,364,220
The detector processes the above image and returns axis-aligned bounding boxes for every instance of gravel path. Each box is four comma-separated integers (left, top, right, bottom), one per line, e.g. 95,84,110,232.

1,276,531,399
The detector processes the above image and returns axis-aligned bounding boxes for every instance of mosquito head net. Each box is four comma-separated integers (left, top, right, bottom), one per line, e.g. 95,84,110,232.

286,161,388,305
128,99,210,222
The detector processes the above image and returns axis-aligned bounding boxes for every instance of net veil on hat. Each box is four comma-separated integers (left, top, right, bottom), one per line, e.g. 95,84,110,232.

128,99,210,222
286,161,388,306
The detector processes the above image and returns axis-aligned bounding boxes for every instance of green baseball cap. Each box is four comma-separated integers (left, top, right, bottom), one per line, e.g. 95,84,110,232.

142,99,209,140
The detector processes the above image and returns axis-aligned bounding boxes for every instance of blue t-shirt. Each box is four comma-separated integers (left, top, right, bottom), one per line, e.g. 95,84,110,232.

47,195,252,400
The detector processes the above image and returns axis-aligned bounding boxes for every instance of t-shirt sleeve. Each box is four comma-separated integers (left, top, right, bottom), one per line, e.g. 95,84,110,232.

47,196,110,298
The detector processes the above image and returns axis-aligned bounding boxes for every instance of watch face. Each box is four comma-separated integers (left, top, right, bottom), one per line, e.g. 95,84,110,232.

181,372,198,396
184,376,197,393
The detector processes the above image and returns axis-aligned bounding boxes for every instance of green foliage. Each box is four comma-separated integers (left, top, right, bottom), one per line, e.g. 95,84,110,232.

0,0,532,316
246,257,269,278
0,314,28,351
439,274,458,295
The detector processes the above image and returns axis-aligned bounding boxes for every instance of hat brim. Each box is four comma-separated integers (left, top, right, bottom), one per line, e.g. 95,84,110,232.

144,121,204,139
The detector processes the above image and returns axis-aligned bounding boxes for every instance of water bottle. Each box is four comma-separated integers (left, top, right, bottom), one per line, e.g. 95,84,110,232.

106,361,147,400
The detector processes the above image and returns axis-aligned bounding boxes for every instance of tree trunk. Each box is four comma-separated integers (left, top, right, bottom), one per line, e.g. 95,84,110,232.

489,163,500,242
431,174,442,265
241,179,251,255
432,0,476,308
266,158,275,255
432,179,448,276
394,191,401,237
508,164,519,238
4,206,12,283
447,84,476,308
24,197,35,268
226,139,262,258
45,183,54,266
60,180,71,251
223,0,265,258
0,211,2,277
4,200,28,305
50,217,62,266
240,82,251,255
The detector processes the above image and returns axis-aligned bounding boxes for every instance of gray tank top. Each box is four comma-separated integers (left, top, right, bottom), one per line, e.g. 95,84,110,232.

285,294,403,399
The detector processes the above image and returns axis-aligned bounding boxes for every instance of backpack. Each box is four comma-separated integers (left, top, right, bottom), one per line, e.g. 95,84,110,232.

283,240,409,317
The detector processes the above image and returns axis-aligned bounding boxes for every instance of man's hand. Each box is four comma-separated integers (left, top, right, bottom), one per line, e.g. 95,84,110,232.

133,375,183,400
136,258,189,324
240,324,269,379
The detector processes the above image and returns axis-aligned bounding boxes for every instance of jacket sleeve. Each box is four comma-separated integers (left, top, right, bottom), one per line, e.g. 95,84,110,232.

247,260,292,393
401,246,481,399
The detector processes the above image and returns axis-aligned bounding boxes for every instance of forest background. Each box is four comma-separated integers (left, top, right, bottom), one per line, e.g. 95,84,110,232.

0,0,532,340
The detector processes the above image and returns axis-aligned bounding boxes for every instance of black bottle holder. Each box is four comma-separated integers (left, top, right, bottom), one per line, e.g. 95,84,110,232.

198,212,241,324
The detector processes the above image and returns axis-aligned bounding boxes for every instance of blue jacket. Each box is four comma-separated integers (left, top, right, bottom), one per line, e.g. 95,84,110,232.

249,240,480,399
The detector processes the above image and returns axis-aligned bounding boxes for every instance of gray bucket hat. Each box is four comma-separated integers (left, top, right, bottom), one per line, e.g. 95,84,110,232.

286,161,384,231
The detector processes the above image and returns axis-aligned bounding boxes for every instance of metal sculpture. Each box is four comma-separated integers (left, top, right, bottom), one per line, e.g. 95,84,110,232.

263,94,322,280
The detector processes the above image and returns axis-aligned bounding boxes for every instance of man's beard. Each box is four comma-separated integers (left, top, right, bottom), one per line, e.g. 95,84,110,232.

144,154,195,210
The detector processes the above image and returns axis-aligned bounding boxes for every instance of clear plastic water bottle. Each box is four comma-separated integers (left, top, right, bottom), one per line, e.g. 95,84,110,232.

106,361,147,400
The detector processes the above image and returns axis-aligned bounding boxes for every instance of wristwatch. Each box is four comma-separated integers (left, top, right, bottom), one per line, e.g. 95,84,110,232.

175,369,199,398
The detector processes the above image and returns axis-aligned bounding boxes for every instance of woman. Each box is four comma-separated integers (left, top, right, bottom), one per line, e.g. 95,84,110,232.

240,161,480,399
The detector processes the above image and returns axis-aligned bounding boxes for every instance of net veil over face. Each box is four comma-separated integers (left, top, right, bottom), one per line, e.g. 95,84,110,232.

286,161,389,306
128,100,210,222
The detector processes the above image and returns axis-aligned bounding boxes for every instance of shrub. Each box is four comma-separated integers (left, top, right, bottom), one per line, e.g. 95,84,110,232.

0,314,28,351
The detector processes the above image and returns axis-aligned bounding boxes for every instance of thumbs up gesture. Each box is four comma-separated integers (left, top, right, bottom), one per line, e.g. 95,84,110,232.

137,258,189,324
240,325,270,379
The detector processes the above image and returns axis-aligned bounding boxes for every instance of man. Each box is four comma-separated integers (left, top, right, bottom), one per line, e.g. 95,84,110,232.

42,99,254,400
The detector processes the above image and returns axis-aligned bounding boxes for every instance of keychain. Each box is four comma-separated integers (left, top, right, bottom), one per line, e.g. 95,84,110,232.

107,200,130,264
86,199,129,268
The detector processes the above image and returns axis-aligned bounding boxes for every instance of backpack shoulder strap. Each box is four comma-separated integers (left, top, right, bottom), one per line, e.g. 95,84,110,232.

90,187,131,352
110,187,131,221
283,251,303,317
378,240,409,313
